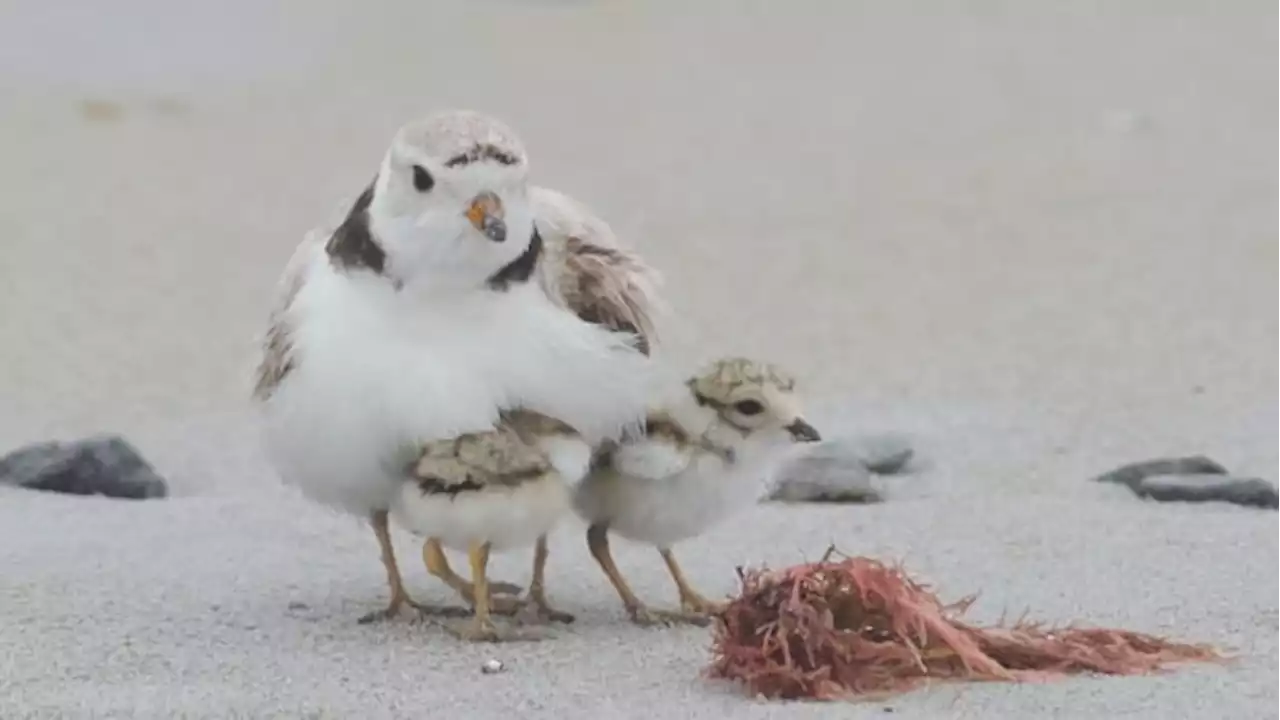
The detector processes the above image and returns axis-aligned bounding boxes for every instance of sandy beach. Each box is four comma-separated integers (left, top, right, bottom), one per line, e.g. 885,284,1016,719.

1,1,1276,717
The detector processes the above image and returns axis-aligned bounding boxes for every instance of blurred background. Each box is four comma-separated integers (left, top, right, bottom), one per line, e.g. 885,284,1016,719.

0,0,1274,478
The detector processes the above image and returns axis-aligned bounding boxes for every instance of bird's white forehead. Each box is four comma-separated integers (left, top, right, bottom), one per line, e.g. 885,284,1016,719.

393,110,528,167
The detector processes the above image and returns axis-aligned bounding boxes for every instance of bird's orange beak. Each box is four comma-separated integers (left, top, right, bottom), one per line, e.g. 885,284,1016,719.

465,192,506,243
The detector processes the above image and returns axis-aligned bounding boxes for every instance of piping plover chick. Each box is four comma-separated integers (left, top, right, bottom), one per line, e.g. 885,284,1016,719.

252,110,661,624
393,410,590,642
573,357,821,626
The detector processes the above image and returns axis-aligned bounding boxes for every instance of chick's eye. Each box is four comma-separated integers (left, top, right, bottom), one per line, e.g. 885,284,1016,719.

733,399,765,416
411,165,434,192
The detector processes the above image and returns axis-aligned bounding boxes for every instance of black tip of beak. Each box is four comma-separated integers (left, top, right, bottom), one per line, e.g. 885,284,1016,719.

483,218,507,243
785,418,822,443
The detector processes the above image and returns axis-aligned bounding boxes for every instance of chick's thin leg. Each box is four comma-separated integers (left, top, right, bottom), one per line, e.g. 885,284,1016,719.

659,547,726,618
422,538,522,605
446,542,527,642
512,535,574,625
587,523,689,627
357,511,468,624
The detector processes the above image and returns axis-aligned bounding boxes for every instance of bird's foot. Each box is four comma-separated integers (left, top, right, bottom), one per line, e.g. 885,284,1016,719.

356,607,401,625
625,603,713,628
455,579,524,606
445,616,545,643
357,596,471,625
513,595,576,626
487,579,526,598
679,594,726,618
408,599,474,619
485,593,574,624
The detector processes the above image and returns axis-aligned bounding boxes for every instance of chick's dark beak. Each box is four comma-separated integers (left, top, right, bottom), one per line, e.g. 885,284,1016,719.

785,418,822,443
465,191,507,243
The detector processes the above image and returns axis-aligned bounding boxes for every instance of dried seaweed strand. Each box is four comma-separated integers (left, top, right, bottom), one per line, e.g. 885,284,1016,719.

708,550,1224,700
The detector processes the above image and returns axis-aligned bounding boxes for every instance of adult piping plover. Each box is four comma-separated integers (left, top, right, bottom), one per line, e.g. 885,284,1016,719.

252,110,662,624
393,409,589,642
571,357,822,626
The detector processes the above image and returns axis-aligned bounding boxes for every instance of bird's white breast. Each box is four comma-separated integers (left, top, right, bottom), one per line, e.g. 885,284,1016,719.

258,253,501,515
257,243,658,518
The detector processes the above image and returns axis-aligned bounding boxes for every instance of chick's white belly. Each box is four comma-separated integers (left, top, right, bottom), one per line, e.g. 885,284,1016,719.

574,465,748,548
392,478,571,552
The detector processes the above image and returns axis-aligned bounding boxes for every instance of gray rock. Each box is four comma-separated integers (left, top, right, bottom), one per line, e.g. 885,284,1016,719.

1091,455,1228,492
839,434,916,475
764,441,883,504
0,435,168,499
1137,474,1279,510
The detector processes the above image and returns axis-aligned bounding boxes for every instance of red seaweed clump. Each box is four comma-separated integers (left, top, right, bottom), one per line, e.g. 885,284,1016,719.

708,549,1224,700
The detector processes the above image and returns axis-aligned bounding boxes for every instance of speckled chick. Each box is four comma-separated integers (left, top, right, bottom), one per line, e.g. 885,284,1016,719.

573,357,822,626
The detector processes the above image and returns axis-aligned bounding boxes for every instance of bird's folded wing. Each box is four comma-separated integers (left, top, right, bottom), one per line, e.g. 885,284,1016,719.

411,428,551,495
607,414,697,480
501,409,595,484
251,237,317,401
501,408,580,440
530,186,665,355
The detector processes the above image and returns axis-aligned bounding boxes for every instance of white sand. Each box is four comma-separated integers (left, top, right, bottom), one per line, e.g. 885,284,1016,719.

0,1,1275,717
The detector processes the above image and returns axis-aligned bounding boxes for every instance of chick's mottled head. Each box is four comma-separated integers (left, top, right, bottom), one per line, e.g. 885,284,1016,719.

686,357,820,443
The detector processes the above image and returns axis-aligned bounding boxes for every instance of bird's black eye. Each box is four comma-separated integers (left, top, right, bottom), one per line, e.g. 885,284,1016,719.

733,399,765,416
411,165,434,192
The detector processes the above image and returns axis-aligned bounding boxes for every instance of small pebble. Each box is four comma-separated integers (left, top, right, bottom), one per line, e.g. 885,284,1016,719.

1137,474,1278,510
79,99,124,123
1092,456,1227,492
765,439,883,504
843,434,916,475
0,435,168,499
481,659,505,674
767,474,881,504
